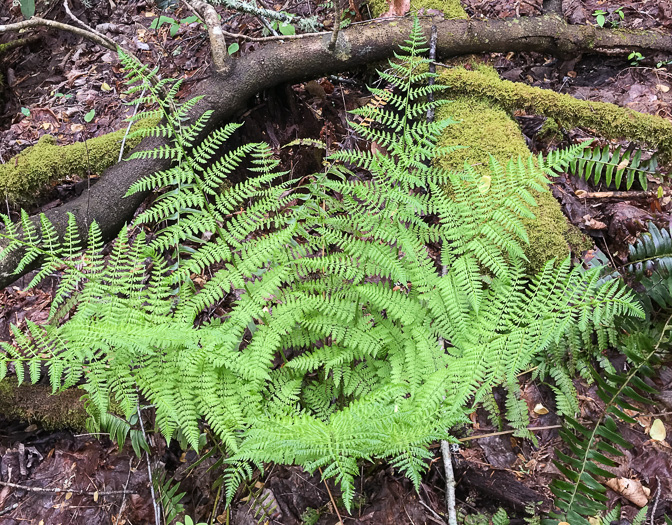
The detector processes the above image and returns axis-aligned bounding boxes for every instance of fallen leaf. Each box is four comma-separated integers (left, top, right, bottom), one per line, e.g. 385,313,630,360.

650,418,666,441
93,491,99,502
657,84,670,93
534,403,549,415
605,477,649,507
101,82,112,91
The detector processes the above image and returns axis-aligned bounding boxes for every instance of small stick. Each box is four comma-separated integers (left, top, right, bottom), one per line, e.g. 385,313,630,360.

429,425,563,448
419,499,448,524
63,0,118,50
319,467,344,525
0,503,19,517
136,402,161,525
426,25,438,122
440,441,458,525
575,189,670,199
650,475,661,525
0,17,117,50
329,0,342,50
0,480,135,496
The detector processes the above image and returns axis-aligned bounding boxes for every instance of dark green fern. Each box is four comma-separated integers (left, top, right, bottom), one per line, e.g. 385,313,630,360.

548,321,665,524
568,144,661,190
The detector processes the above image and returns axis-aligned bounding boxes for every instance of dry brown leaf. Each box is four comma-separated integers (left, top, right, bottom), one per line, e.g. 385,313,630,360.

605,477,649,507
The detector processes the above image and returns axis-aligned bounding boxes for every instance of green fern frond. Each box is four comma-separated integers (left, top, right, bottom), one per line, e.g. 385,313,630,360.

568,143,662,190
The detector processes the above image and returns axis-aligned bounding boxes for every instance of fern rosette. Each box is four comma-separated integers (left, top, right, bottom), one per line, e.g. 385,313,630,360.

0,19,643,508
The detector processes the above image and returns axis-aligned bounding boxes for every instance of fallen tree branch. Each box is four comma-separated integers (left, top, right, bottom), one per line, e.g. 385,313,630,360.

0,480,136,496
2,14,672,289
438,66,672,159
0,35,41,55
185,0,231,73
63,0,118,50
0,17,118,51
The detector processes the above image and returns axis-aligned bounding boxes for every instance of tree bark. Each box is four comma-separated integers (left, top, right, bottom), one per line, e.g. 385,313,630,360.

2,14,672,289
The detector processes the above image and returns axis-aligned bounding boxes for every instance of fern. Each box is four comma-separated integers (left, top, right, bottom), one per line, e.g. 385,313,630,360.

549,321,665,524
568,143,661,190
626,222,672,309
0,17,644,511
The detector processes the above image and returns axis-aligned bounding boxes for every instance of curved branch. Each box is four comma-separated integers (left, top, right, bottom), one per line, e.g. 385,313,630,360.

1,14,672,289
0,17,118,51
185,0,231,73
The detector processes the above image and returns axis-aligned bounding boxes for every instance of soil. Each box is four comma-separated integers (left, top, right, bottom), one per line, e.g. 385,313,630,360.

1,0,672,523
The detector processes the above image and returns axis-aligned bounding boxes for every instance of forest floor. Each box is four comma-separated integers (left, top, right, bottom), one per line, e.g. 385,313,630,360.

1,0,672,523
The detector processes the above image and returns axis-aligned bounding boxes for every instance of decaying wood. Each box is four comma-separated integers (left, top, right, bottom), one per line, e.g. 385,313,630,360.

2,14,672,289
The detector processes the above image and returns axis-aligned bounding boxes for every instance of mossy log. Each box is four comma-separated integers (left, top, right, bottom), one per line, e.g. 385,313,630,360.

2,13,671,289
0,377,88,430
0,118,159,205
441,66,672,160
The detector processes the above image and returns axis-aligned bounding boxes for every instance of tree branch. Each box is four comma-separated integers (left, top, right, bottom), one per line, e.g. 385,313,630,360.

0,17,118,51
1,15,671,289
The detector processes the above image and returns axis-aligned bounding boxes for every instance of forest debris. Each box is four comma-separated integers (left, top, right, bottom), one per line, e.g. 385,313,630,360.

605,477,650,507
650,419,667,441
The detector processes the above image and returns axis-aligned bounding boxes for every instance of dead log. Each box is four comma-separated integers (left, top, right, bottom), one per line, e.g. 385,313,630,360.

2,14,672,289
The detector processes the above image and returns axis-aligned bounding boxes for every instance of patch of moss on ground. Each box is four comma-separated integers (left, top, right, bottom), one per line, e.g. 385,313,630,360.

0,378,89,430
0,117,160,205
435,91,587,271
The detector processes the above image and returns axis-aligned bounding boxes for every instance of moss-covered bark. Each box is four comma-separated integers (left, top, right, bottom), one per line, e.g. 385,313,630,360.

440,66,672,160
0,378,88,430
0,118,159,205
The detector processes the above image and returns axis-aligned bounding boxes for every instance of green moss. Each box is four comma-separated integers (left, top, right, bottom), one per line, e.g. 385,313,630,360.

440,67,672,160
0,378,89,430
367,0,467,19
0,117,160,205
435,89,579,271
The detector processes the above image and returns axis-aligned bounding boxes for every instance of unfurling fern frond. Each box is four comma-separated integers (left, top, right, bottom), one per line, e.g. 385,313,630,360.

549,322,665,524
568,143,662,190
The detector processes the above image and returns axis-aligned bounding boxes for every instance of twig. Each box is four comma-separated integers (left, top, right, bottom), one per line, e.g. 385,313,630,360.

426,24,438,122
0,503,18,517
136,402,161,525
115,457,135,525
457,425,562,442
574,189,670,199
650,475,661,525
319,467,344,525
418,499,447,524
429,425,563,448
0,480,136,496
329,0,342,50
119,87,147,163
440,441,458,525
63,0,118,50
219,27,327,41
0,17,118,51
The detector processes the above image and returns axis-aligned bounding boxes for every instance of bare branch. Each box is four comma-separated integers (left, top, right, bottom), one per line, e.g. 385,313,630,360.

0,17,118,51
